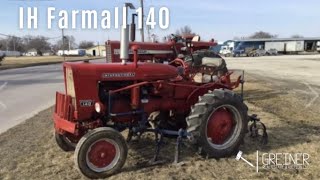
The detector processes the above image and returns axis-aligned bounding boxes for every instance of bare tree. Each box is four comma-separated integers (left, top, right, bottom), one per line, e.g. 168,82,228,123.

291,34,304,38
24,36,51,56
0,39,6,51
163,25,197,42
55,35,77,50
249,31,277,39
233,36,241,40
79,41,95,49
175,25,196,36
0,36,25,52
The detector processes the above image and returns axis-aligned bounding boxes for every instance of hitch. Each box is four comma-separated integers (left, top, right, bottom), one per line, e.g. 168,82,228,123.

248,114,268,145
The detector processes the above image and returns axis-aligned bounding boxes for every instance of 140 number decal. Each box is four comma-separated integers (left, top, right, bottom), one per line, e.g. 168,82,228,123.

136,7,170,29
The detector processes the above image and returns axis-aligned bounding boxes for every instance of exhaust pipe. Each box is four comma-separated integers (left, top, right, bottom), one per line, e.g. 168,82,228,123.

131,14,137,42
120,3,136,65
120,25,129,65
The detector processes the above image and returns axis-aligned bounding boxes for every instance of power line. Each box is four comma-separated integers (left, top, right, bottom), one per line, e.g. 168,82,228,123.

0,32,60,40
0,33,13,38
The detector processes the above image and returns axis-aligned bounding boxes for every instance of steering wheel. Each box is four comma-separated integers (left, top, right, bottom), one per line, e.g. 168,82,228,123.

170,34,183,43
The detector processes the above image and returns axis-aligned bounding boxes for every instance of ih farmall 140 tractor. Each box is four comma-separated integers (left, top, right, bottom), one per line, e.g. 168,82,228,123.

53,10,267,179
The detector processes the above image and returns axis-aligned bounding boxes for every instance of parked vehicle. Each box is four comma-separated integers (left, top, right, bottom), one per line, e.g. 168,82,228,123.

57,49,86,56
266,49,278,56
250,49,266,57
219,45,233,57
233,41,264,57
219,41,237,57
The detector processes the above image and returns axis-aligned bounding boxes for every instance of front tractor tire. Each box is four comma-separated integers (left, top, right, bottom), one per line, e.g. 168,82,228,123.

74,127,128,179
55,132,77,151
187,89,248,158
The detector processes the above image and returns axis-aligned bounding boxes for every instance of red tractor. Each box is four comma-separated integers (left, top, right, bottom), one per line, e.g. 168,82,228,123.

53,16,267,179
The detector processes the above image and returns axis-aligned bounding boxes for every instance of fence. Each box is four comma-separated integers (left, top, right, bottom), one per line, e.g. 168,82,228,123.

0,51,21,57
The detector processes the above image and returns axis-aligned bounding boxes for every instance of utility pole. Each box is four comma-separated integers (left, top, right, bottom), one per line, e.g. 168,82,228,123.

62,29,65,61
13,36,16,52
140,0,145,42
13,36,17,57
147,25,151,42
97,41,101,56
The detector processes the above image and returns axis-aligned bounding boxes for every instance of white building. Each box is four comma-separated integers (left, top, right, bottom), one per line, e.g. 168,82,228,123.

26,49,37,56
86,45,106,57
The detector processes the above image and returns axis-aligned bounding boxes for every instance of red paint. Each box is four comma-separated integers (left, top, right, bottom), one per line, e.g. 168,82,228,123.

88,140,117,168
207,108,234,144
62,62,179,121
53,114,76,134
106,41,179,63
131,86,140,109
106,40,216,63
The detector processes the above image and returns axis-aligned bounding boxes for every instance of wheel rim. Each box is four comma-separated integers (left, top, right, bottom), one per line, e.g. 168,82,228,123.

206,105,242,150
86,138,120,172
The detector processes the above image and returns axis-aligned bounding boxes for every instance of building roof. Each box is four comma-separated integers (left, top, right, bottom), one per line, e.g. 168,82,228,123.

27,48,37,52
86,45,105,50
236,37,320,42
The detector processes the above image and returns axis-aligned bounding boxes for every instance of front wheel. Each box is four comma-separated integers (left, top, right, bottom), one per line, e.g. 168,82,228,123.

74,127,128,179
187,89,248,158
55,132,77,151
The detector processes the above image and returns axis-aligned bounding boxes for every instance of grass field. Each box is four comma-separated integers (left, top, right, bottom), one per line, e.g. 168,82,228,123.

0,56,102,70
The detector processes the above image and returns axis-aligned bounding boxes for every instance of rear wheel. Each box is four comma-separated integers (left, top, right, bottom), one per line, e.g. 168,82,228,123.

74,127,128,179
187,89,248,158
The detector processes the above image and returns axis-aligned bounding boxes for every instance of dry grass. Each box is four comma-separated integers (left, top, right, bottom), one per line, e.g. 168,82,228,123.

0,74,319,180
0,56,102,70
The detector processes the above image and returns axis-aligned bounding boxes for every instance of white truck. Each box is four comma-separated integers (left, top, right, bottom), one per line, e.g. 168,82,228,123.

57,49,86,56
219,41,236,57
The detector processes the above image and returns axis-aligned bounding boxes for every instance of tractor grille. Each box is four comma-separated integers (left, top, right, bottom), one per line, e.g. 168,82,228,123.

55,92,73,121
106,44,112,63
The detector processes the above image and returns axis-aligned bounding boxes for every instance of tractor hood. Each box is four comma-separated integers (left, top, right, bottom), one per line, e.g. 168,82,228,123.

63,62,179,81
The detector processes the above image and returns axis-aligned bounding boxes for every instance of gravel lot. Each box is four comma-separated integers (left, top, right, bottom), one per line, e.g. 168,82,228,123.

0,55,319,179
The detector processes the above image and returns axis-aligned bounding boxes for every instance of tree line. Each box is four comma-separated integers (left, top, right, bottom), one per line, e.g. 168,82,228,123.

0,35,95,56
234,31,304,40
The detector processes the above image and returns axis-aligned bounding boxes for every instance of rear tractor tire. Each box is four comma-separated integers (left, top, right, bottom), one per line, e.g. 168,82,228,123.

74,127,128,179
187,89,248,158
55,132,77,151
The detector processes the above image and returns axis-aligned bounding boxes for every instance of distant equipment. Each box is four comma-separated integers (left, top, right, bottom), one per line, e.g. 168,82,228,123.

57,49,86,56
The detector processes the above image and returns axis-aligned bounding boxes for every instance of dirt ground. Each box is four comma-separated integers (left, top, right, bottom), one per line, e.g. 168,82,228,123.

0,74,320,180
0,56,101,70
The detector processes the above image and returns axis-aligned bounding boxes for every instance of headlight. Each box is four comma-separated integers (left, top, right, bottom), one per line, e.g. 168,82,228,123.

95,102,105,113
95,102,101,113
